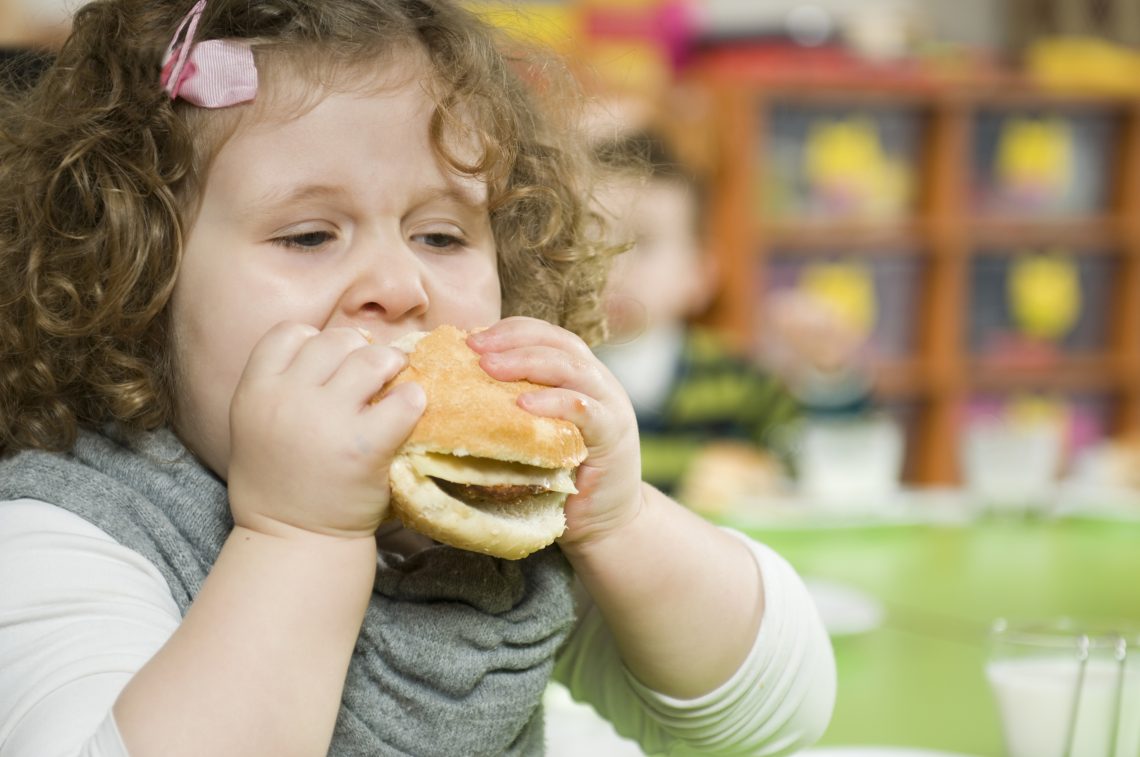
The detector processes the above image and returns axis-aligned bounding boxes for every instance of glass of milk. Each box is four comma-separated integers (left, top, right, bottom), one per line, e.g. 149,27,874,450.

986,619,1140,757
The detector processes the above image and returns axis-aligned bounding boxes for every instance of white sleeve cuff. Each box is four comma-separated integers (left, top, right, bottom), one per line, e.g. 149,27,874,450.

620,530,836,755
553,527,836,756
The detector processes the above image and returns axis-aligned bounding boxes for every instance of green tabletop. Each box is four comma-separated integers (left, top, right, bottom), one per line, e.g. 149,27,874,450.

726,513,1140,756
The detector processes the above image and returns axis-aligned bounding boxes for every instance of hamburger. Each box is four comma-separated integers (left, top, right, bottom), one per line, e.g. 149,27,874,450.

382,325,588,559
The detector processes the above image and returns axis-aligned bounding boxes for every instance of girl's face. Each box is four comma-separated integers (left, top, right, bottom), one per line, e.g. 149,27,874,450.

170,57,501,478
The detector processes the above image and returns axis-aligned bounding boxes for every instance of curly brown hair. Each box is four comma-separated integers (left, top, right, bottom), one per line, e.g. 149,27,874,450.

0,0,614,457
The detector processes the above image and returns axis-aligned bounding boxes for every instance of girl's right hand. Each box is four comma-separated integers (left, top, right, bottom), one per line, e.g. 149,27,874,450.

225,322,426,540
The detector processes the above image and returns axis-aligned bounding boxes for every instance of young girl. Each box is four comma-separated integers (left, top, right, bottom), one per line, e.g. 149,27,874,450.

0,1,835,755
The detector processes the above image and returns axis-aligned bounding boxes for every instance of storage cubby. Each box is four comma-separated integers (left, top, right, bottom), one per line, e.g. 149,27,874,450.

686,61,1140,485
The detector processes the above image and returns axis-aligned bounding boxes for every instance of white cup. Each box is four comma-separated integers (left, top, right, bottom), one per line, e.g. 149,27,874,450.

961,418,1064,513
986,619,1140,757
795,414,904,510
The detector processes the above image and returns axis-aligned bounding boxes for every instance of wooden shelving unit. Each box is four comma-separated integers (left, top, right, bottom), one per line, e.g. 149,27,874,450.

684,62,1140,485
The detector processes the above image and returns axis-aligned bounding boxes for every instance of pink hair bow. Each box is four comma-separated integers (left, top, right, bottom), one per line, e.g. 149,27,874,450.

160,0,257,108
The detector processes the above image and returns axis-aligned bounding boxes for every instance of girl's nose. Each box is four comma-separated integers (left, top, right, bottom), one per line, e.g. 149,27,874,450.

338,240,429,325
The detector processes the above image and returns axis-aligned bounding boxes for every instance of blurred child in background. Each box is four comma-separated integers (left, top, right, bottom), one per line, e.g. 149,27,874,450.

593,129,871,511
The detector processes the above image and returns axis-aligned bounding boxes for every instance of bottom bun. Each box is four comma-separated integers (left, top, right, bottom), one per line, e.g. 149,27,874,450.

388,455,568,560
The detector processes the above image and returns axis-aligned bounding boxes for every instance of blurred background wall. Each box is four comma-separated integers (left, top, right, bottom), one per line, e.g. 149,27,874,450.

467,0,1140,491
0,0,1008,48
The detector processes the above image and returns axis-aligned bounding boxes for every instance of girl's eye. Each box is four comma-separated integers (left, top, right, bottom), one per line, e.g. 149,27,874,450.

413,232,467,251
272,230,335,250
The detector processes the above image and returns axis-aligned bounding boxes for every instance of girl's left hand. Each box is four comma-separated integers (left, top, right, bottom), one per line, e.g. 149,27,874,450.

466,316,643,547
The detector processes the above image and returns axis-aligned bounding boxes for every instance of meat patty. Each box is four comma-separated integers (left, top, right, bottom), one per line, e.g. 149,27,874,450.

433,479,550,509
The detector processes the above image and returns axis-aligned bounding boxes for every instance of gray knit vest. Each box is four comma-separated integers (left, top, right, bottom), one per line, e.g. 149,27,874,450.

0,428,576,756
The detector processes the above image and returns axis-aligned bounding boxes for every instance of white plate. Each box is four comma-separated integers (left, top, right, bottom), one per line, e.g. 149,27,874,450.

802,748,981,757
803,578,885,637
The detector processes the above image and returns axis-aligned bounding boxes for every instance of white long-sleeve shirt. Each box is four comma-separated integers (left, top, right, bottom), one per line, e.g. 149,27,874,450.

0,498,835,756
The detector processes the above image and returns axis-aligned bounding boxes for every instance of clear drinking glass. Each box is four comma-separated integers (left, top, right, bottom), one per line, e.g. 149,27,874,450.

986,619,1140,757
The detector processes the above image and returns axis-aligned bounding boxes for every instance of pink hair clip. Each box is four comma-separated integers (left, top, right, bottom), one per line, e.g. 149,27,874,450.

160,0,257,108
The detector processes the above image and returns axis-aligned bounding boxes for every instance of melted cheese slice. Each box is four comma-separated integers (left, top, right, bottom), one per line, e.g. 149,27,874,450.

408,452,578,494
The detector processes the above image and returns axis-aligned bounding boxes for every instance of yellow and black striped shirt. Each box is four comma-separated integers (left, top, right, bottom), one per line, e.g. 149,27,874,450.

633,329,800,495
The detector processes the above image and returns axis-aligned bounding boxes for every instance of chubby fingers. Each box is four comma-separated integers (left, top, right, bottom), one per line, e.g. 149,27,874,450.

468,317,634,447
358,380,426,461
242,322,375,384
241,321,322,380
467,317,601,391
242,323,397,394
322,343,408,407
513,386,615,452
239,322,425,428
467,316,595,362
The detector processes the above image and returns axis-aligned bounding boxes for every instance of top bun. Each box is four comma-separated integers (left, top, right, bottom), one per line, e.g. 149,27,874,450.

386,325,587,469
